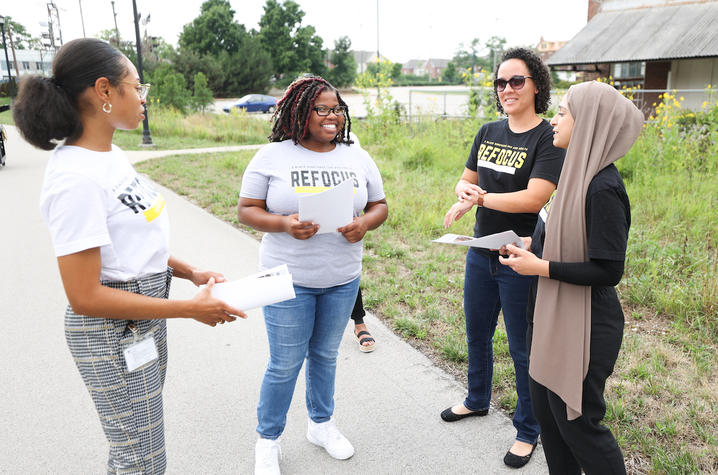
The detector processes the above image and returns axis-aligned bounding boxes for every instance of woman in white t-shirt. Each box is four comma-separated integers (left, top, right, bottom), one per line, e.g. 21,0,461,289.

12,38,244,474
238,75,388,474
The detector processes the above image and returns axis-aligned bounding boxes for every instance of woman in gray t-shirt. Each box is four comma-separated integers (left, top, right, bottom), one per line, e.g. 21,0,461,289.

239,75,387,474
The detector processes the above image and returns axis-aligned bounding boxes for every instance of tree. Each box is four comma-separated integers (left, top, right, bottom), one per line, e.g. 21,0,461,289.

326,36,356,88
366,60,401,81
179,0,247,56
485,36,507,73
217,36,274,97
97,29,137,65
452,38,488,74
146,65,191,112
3,18,34,50
175,0,273,97
443,61,459,84
258,0,325,80
191,72,214,112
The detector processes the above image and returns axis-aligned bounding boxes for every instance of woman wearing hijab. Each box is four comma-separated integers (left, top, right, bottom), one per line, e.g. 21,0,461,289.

499,81,644,474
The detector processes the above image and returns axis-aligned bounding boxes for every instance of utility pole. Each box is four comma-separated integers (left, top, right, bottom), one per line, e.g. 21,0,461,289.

46,2,63,50
376,0,380,62
132,0,153,145
6,21,19,80
376,0,380,98
0,16,14,98
111,1,120,47
47,2,63,48
78,0,86,37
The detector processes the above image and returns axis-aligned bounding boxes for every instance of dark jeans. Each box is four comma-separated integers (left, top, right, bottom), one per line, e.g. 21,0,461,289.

527,286,626,474
464,249,539,444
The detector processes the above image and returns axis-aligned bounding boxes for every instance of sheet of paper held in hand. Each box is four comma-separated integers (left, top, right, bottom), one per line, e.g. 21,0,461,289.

297,178,354,234
206,264,296,311
432,230,525,250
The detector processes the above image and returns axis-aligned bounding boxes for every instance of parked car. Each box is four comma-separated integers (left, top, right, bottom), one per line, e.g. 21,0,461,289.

223,94,277,114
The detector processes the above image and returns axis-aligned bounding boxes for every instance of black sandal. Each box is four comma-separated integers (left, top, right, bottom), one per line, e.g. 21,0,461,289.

355,330,376,353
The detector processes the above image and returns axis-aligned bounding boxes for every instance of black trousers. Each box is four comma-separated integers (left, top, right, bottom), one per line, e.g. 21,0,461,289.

350,287,365,324
527,290,626,474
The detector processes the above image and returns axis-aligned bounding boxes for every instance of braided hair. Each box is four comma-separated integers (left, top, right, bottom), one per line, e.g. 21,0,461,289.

268,75,353,145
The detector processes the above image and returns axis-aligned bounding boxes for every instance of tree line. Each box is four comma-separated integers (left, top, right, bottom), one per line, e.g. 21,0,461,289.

3,0,513,112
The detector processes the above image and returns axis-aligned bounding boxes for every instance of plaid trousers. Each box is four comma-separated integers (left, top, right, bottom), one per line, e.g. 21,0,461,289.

65,268,172,475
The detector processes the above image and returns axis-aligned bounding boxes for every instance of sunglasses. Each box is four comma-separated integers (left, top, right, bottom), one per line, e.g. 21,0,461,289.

313,105,347,116
493,75,533,92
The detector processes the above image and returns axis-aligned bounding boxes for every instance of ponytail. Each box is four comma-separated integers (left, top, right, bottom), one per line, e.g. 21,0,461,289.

12,38,126,150
13,76,81,150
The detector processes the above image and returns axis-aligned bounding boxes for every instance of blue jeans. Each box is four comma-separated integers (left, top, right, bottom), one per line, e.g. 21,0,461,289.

464,249,539,444
256,277,360,439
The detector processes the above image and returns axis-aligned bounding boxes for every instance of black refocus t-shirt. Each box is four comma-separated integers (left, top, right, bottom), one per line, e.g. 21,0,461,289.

465,119,565,242
526,164,631,324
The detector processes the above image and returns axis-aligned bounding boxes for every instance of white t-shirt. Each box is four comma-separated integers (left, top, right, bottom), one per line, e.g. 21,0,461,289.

240,140,385,288
40,145,170,282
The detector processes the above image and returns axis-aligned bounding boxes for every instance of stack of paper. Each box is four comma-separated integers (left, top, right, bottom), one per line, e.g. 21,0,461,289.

207,264,296,311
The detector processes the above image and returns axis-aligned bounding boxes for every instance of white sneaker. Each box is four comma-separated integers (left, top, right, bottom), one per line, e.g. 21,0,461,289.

254,437,281,475
306,418,355,460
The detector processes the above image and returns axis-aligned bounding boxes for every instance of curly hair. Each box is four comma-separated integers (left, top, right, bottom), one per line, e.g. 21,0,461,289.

493,47,552,115
268,75,353,145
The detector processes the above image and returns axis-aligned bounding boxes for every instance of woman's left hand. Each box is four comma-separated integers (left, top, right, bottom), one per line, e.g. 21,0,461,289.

444,200,474,228
189,269,227,287
498,244,549,277
338,216,369,243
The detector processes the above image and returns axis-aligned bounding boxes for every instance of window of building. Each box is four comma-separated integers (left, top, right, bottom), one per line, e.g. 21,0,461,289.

612,61,645,79
22,61,31,70
611,61,645,89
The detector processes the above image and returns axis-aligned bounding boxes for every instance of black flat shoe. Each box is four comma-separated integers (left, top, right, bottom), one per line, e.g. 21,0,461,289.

440,406,489,422
503,443,537,468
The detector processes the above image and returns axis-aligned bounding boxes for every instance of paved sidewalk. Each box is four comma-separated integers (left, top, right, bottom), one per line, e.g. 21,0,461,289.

124,144,263,164
0,127,548,474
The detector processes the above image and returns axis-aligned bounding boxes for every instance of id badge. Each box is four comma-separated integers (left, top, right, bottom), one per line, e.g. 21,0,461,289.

123,324,159,372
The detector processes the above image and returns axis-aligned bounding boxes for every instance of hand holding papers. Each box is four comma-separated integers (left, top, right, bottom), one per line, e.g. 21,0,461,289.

433,230,525,250
298,178,353,234
205,264,296,311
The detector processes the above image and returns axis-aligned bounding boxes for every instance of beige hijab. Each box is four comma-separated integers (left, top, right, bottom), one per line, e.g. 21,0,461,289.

530,81,644,420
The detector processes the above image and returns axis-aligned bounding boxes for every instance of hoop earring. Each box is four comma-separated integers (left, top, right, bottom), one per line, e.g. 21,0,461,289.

102,103,112,114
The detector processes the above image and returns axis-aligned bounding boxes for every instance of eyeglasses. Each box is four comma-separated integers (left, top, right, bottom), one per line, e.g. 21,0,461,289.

493,75,533,92
313,105,347,116
121,81,151,100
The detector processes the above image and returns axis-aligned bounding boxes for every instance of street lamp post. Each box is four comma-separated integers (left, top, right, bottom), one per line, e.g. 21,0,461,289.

0,16,14,99
132,0,153,145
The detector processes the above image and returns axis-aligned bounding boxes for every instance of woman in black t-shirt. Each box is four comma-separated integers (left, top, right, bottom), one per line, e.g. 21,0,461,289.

442,48,564,468
499,81,644,474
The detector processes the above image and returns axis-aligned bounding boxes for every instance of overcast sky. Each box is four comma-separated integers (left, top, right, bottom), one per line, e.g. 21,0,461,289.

4,1,588,63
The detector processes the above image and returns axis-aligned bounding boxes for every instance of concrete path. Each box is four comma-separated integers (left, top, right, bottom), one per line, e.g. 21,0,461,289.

124,144,263,164
0,126,548,474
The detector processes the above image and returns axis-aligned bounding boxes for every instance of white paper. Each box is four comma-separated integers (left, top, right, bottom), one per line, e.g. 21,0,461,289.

432,230,525,250
207,264,296,311
298,178,354,234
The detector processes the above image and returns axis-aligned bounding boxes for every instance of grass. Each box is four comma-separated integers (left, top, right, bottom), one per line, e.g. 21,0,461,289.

135,100,718,473
0,100,271,148
113,107,271,150
0,96,12,125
